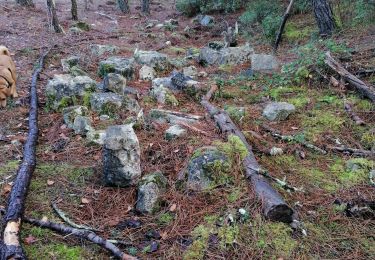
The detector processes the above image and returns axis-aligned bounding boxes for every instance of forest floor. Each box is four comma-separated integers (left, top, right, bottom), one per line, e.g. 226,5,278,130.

0,0,374,259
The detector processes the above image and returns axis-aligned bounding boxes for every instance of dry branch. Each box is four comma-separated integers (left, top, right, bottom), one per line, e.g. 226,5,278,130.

328,146,375,157
344,102,366,125
274,0,295,52
0,50,49,259
325,52,375,102
201,86,294,223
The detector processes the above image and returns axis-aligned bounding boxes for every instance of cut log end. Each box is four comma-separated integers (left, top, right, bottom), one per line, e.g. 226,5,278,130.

266,204,294,223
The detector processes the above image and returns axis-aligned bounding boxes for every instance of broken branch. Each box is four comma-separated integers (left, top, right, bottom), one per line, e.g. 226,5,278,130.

344,102,366,125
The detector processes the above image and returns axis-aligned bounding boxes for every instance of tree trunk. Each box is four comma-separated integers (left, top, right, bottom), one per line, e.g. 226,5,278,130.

0,50,49,260
47,0,63,33
274,0,295,52
71,0,78,20
141,0,150,14
117,0,130,13
16,0,34,7
312,0,335,37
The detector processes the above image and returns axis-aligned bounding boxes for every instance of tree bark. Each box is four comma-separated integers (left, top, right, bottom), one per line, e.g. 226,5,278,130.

312,0,335,37
16,0,34,7
47,0,63,33
141,0,150,14
117,0,130,13
71,0,78,21
0,50,49,260
325,52,375,103
201,86,294,223
274,0,294,52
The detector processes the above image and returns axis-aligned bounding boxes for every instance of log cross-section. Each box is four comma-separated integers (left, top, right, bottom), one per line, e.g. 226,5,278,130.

201,86,294,223
0,50,49,259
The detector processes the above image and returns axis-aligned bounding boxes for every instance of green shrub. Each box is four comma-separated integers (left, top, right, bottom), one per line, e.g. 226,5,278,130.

333,0,375,28
262,14,283,39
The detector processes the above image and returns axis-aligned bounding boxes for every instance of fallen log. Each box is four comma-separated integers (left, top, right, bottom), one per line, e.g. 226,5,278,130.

344,102,366,125
0,208,136,260
0,50,49,259
328,146,375,157
274,0,295,52
325,52,375,103
201,85,294,223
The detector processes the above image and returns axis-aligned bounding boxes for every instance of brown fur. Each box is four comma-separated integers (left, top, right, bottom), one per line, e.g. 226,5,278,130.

0,45,18,108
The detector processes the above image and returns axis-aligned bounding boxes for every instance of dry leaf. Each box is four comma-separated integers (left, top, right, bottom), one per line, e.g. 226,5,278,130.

81,198,90,204
24,235,37,245
169,203,177,212
161,231,168,240
47,180,55,186
108,217,120,227
2,184,12,194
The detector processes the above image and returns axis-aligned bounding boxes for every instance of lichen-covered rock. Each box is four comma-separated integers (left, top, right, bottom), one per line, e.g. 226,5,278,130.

87,129,106,145
171,72,201,96
152,77,173,89
98,57,135,79
150,85,179,106
73,116,93,135
165,125,187,140
103,125,141,187
102,73,127,95
148,109,202,125
61,56,80,72
183,66,198,79
62,106,89,129
90,44,119,56
195,15,215,27
90,92,140,116
186,147,230,191
134,50,170,71
45,75,96,110
139,65,156,81
251,54,279,73
199,44,254,66
263,102,296,121
136,172,168,214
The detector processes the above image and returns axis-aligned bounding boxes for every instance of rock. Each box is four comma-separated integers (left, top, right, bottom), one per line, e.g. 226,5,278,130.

90,44,119,56
251,54,279,73
136,172,168,214
169,57,189,69
134,50,170,71
199,44,254,66
240,68,254,78
61,56,79,72
186,48,200,59
103,125,141,187
165,125,187,140
150,85,179,106
139,65,156,81
102,73,127,95
46,75,96,110
73,116,93,135
87,129,106,145
196,15,214,27
69,27,84,35
99,115,110,121
155,23,164,29
90,92,140,116
171,72,200,94
183,66,198,79
186,147,230,191
152,77,173,89
224,106,246,122
270,147,284,156
69,66,88,77
62,106,89,129
148,109,202,125
198,71,208,78
263,102,296,121
98,57,135,79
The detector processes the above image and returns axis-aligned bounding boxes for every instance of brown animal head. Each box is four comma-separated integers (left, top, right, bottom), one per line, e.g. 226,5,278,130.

0,68,13,107
0,45,10,56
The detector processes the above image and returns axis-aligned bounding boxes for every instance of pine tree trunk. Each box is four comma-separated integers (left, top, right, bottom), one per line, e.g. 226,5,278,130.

16,0,34,6
117,0,130,13
312,0,335,37
142,0,150,14
47,0,63,33
71,0,78,20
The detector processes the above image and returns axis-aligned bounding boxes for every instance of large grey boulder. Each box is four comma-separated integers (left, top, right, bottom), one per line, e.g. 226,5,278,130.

170,72,200,94
251,54,279,73
103,125,141,187
183,66,198,79
98,57,135,79
165,125,187,140
90,93,140,116
72,116,93,135
136,172,168,214
139,65,156,81
61,56,80,72
134,50,170,71
45,75,96,110
199,44,254,66
90,44,119,57
263,102,296,121
62,106,89,129
102,73,127,95
186,147,230,191
152,77,173,89
149,85,178,106
87,129,106,145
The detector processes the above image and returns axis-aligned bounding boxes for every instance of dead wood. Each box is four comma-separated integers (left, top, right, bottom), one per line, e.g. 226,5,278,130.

325,52,375,103
344,102,366,125
328,146,375,157
274,0,295,52
201,86,294,223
